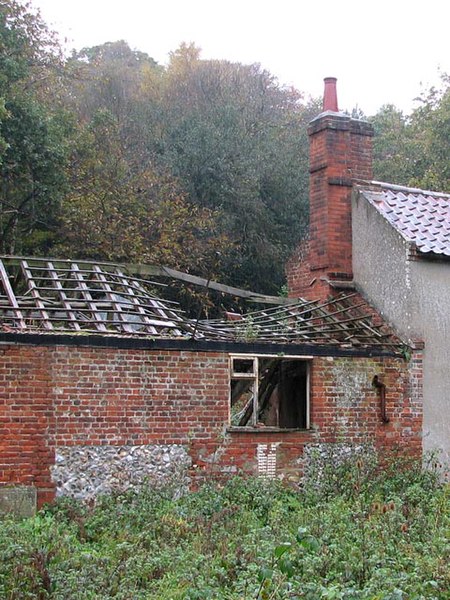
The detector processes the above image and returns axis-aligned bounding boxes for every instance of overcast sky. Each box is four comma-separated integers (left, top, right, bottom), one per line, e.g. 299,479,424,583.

30,0,449,116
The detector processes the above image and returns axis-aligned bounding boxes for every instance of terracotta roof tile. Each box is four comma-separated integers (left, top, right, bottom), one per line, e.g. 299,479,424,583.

359,182,450,257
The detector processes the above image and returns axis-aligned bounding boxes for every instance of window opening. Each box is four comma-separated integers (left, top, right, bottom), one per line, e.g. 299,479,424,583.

230,355,310,429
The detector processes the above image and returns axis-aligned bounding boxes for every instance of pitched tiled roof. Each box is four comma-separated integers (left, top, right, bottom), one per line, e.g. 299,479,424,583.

358,182,450,257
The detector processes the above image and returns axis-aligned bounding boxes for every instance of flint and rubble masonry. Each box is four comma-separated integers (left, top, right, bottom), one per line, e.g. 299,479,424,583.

0,344,422,507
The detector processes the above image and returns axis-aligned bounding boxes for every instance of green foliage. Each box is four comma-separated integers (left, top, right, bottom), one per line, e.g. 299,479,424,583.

56,107,226,271
0,0,69,254
0,0,60,92
371,105,417,186
0,96,69,253
373,73,450,193
407,74,450,191
57,40,316,292
0,458,448,599
153,52,316,292
1,2,449,292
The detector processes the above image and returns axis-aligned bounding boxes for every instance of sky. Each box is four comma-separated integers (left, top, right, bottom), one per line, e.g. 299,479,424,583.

29,0,449,116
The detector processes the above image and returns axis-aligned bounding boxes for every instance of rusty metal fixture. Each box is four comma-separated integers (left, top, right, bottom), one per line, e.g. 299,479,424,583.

372,374,390,423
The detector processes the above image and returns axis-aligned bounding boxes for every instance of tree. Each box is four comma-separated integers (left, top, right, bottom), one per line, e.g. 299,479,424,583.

60,41,316,292
408,74,450,191
64,40,161,125
371,105,417,185
0,0,69,254
372,74,450,193
151,48,317,292
57,108,226,272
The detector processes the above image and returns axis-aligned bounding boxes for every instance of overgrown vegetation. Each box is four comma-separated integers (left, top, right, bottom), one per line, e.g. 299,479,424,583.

1,455,448,599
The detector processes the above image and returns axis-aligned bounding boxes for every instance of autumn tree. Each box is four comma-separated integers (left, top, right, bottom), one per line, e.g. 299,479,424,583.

150,45,317,292
57,41,227,274
64,40,160,126
57,108,226,272
59,41,317,292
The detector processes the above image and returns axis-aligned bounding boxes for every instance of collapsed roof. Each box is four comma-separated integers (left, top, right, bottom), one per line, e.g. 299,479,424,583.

0,256,404,352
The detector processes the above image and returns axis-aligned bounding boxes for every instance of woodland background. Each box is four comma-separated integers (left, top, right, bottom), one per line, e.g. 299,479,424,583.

1,0,449,295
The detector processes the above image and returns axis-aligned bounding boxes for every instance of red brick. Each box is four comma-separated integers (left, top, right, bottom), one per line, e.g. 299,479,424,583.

0,343,422,502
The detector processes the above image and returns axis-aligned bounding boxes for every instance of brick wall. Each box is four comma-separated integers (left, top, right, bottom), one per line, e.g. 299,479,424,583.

50,348,229,446
0,342,422,507
310,355,422,455
0,346,54,505
285,239,316,301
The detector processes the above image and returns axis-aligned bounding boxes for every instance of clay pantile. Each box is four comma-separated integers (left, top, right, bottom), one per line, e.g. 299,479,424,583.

358,182,450,257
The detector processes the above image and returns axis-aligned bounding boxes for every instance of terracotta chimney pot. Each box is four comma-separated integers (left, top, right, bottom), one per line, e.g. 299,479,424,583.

323,77,338,112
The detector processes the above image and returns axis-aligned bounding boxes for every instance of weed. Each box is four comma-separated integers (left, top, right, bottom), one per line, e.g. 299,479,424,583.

0,458,448,599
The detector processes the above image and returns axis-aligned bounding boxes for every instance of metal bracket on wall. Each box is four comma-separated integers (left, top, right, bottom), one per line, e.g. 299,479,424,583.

372,375,390,423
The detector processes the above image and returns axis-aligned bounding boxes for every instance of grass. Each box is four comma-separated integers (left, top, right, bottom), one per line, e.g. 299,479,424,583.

0,454,448,599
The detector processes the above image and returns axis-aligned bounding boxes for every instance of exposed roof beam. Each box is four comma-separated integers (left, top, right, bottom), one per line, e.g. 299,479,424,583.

2,255,297,304
126,263,297,305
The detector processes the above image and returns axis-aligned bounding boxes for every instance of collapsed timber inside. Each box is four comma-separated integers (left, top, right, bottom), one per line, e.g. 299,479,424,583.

0,256,404,357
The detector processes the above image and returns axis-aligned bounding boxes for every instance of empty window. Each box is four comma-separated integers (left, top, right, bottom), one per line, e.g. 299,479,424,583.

230,355,310,429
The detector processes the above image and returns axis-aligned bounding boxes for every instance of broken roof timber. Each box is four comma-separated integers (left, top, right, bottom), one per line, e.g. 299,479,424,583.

0,256,406,354
3,255,296,305
0,256,189,338
126,263,297,305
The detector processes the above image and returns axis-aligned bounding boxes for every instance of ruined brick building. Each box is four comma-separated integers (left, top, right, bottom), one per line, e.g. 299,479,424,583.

287,77,449,469
2,77,443,512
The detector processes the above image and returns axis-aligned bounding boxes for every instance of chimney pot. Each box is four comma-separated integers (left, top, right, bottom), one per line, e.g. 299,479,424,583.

323,77,338,112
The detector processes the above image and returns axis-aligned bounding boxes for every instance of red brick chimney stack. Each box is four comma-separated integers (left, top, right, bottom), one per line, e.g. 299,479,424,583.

287,78,374,300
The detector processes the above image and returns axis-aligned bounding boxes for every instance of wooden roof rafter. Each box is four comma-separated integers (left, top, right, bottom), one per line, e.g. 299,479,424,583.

0,256,192,338
47,261,81,331
0,256,405,353
197,292,403,350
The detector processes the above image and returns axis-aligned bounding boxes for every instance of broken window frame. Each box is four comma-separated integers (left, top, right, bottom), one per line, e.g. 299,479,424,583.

229,354,312,430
